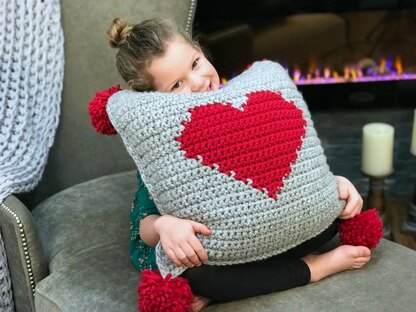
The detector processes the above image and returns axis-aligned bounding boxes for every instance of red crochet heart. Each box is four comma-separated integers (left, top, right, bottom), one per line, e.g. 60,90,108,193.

176,91,306,200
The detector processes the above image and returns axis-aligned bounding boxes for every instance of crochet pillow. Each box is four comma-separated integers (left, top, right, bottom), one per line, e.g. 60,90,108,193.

107,60,344,278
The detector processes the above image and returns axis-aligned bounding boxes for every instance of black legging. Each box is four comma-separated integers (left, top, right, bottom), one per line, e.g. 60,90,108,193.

182,221,338,302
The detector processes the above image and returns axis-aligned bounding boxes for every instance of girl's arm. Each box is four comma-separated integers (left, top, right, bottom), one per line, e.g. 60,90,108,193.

136,170,212,267
139,214,161,247
335,175,363,219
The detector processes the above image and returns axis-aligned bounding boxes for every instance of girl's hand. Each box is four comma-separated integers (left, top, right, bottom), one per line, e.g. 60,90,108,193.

336,176,363,219
154,215,212,268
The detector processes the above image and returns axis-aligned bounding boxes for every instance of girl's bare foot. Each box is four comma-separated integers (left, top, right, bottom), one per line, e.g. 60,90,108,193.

302,245,371,283
189,295,210,312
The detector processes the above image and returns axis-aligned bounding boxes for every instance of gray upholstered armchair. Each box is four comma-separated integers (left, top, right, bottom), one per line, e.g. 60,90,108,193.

1,0,416,311
0,1,196,311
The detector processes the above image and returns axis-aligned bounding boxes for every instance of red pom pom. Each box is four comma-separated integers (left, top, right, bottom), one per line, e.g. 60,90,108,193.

88,85,121,135
138,270,193,312
338,209,383,249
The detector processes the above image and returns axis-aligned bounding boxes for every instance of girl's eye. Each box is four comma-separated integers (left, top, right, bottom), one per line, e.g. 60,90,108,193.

172,82,181,90
192,58,200,69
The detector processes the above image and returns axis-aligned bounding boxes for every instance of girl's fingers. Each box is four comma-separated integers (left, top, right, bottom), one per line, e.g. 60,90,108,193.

180,243,201,267
165,247,183,267
189,220,212,236
188,235,208,263
340,191,363,219
174,246,194,267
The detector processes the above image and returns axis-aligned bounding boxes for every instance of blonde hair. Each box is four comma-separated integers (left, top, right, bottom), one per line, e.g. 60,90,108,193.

107,17,200,91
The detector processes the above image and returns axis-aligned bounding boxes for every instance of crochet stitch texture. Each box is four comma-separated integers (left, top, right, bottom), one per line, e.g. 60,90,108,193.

107,61,344,279
0,0,64,310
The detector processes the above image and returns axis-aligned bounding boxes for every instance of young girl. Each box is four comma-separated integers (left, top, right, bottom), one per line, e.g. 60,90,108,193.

107,17,371,312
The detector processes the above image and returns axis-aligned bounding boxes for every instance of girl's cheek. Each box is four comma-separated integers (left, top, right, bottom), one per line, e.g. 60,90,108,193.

179,86,191,94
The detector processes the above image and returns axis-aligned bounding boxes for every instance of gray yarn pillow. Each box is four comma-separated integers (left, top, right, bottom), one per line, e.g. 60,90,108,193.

107,60,344,278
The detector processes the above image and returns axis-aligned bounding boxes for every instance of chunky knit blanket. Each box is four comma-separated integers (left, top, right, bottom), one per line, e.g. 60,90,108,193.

0,0,64,310
107,61,344,279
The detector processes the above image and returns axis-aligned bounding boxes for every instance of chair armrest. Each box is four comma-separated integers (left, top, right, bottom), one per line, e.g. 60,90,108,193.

0,195,48,312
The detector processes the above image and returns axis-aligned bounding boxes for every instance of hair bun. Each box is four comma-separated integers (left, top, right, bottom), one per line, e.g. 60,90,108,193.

107,17,133,48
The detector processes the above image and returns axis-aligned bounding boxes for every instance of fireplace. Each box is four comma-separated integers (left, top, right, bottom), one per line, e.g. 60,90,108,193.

195,0,416,111
292,55,416,110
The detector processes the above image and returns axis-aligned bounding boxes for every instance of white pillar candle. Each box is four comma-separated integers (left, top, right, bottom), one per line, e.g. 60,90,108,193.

362,122,394,177
411,109,416,156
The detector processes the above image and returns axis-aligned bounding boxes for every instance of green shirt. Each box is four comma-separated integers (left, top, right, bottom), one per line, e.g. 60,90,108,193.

130,171,159,271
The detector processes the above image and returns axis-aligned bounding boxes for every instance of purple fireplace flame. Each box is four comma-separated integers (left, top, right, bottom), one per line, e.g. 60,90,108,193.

290,57,416,85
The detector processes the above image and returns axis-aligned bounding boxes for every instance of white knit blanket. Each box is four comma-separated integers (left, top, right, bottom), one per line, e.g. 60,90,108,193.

0,0,64,310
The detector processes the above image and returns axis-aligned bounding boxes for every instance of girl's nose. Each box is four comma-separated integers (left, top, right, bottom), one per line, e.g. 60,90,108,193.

190,74,205,92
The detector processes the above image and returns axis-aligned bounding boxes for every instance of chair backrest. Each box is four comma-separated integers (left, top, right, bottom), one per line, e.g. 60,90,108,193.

27,0,197,206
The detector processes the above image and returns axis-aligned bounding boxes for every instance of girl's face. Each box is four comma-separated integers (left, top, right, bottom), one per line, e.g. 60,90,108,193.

148,37,220,94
